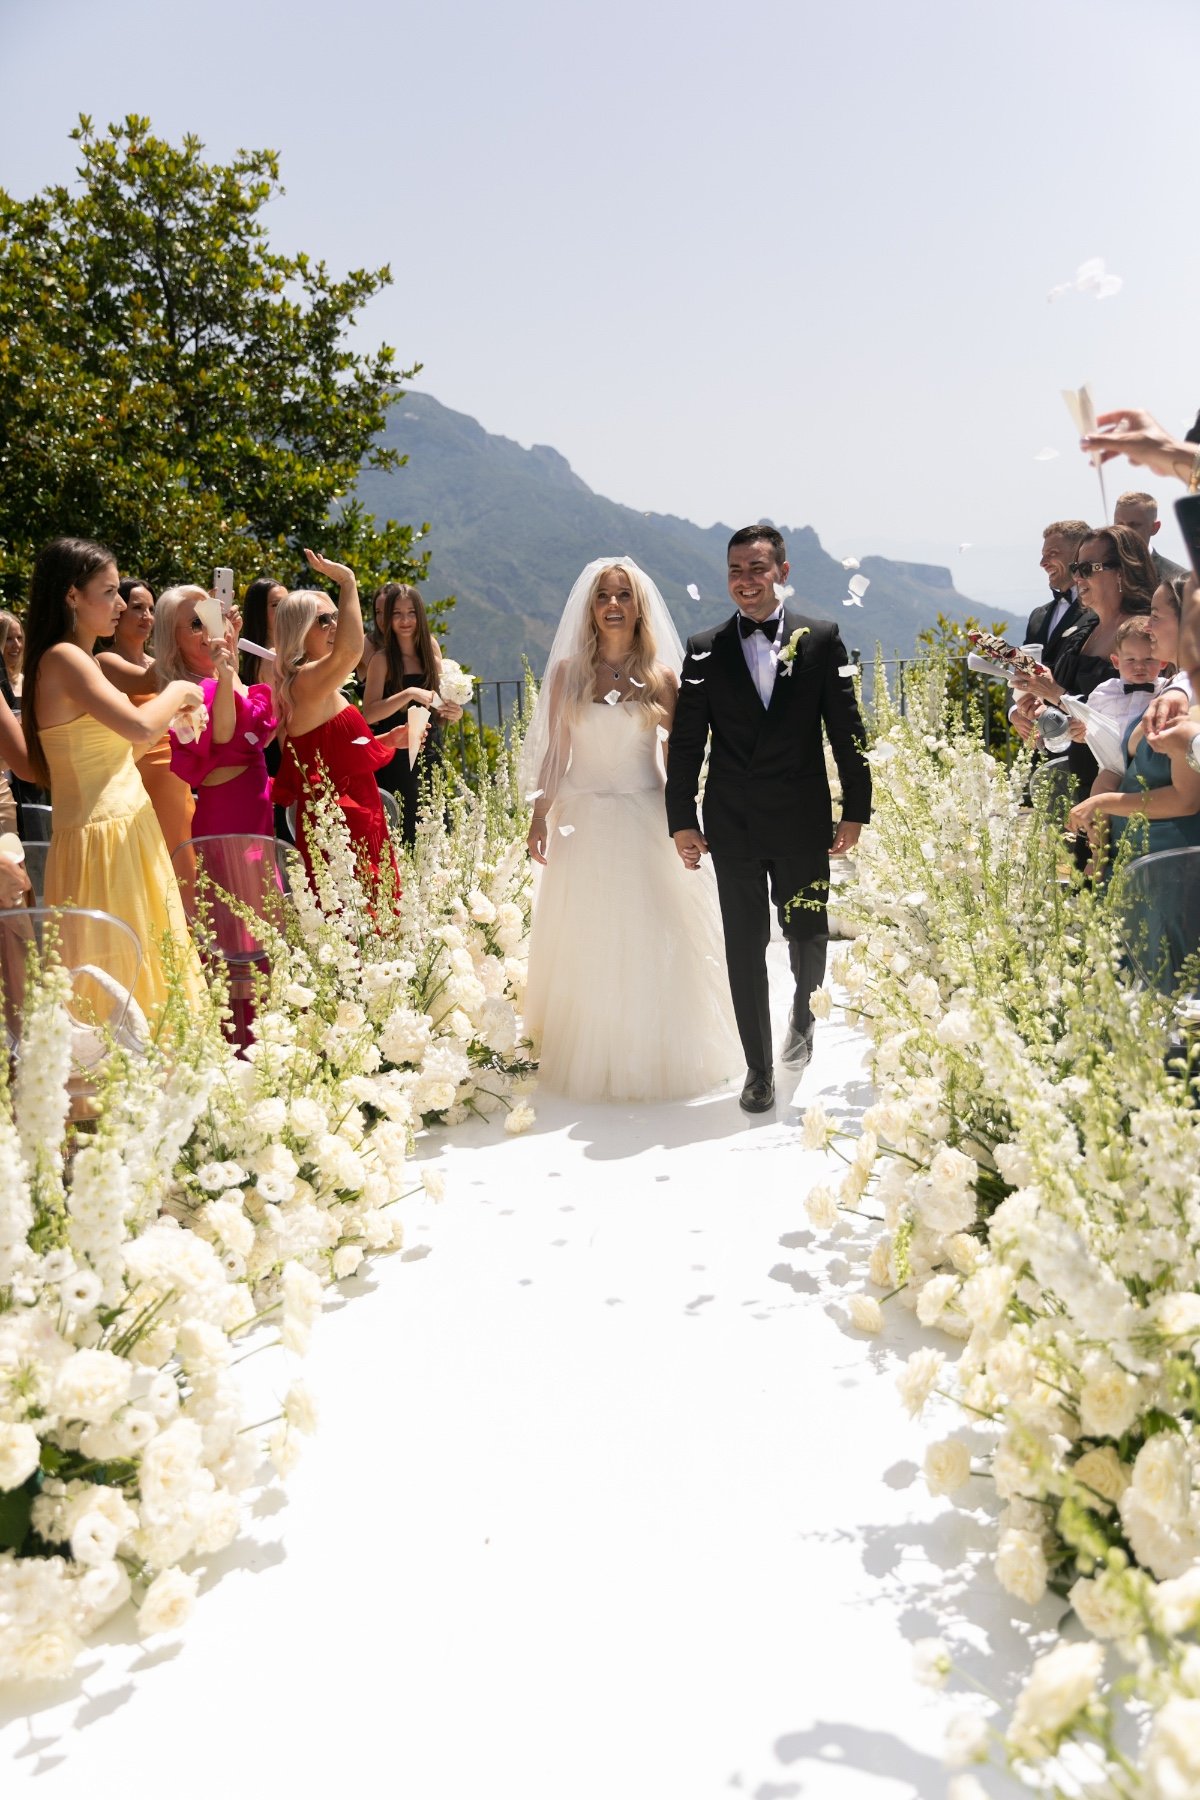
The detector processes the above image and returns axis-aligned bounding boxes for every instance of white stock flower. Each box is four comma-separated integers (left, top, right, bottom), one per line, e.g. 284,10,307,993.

138,1567,198,1637
1008,1640,1104,1762
924,1438,972,1497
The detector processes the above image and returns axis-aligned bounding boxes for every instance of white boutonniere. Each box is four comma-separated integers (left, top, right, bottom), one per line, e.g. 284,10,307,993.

776,626,809,676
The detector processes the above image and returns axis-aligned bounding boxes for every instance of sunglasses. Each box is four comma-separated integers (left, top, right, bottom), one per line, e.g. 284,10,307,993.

1069,559,1120,577
313,613,338,629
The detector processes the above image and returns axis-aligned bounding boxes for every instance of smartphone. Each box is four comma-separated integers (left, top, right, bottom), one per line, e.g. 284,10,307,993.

213,566,235,616
1175,495,1200,583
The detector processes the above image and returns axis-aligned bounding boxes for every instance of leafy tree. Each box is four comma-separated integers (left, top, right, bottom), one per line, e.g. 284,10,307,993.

0,114,438,619
914,611,1016,756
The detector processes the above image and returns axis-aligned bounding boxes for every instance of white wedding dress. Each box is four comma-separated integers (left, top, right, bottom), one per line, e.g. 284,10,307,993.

523,700,742,1102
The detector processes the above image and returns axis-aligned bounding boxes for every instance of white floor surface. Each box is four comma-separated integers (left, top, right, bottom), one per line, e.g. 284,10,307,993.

2,942,1059,1799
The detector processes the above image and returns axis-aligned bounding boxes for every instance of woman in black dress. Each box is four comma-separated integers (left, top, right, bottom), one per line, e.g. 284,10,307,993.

1016,523,1155,794
361,584,463,845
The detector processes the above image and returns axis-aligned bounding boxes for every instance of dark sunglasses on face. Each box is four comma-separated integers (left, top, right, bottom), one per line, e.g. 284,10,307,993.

313,613,338,628
1069,559,1120,577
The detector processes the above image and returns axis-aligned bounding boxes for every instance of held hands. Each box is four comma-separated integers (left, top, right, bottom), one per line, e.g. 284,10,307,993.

303,549,356,588
673,827,708,870
831,820,863,857
527,816,549,865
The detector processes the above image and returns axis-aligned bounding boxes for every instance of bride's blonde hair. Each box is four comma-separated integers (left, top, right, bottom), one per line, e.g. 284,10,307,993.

583,563,673,724
270,589,324,732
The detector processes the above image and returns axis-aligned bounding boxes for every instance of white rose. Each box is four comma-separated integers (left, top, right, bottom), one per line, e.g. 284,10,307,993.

924,1438,972,1497
1145,1699,1200,1800
1156,1291,1200,1344
804,1185,838,1231
1068,1574,1132,1641
896,1347,944,1418
284,1381,319,1436
0,1421,40,1491
912,1637,951,1688
504,1103,535,1136
332,1245,364,1280
1070,1445,1130,1509
809,985,832,1020
10,1624,83,1681
138,1567,198,1637
943,1711,989,1768
1127,1431,1191,1524
915,1273,958,1328
1078,1355,1142,1440
847,1294,883,1334
935,1009,975,1050
467,888,497,925
53,1348,132,1425
867,1236,894,1288
995,1528,1048,1606
421,1167,447,1202
1008,1640,1104,1761
801,1100,831,1151
269,1424,302,1478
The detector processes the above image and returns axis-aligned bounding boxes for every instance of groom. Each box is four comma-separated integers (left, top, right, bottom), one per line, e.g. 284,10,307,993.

665,526,872,1113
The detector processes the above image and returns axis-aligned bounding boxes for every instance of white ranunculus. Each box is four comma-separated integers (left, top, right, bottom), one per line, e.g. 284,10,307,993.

924,1438,972,1496
138,1567,198,1638
69,1509,121,1567
995,1527,1048,1605
1008,1640,1105,1762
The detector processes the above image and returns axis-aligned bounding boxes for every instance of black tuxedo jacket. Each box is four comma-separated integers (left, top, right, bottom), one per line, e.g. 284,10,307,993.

1023,593,1090,677
665,611,871,861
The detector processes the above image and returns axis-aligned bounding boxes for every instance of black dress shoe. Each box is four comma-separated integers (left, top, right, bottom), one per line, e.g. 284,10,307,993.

739,1068,775,1113
780,1020,816,1071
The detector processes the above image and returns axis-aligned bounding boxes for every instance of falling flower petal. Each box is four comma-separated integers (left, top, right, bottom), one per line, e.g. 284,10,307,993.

1048,256,1123,303
655,725,670,742
838,664,856,677
843,595,863,608
603,690,621,706
244,732,259,745
848,574,870,598
1074,256,1106,290
1094,273,1122,299
1033,447,1060,462
351,736,371,745
840,557,860,571
685,677,704,685
525,789,545,803
689,650,712,661
629,676,645,687
686,583,701,601
958,543,973,553
773,582,795,601
558,825,575,836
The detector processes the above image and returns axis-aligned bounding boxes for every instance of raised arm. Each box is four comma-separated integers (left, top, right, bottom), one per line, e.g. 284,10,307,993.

41,643,202,746
291,550,364,708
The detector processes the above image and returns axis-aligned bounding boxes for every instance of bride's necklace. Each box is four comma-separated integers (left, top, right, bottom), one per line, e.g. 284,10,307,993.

602,652,630,684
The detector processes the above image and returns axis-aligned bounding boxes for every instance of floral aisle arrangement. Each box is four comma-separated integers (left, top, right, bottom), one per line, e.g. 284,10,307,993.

804,663,1200,1795
0,740,537,1685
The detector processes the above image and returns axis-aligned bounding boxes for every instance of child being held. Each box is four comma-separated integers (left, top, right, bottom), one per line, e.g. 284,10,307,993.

1064,618,1167,763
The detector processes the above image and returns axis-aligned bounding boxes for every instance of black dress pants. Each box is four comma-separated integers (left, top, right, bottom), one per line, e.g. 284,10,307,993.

712,852,829,1076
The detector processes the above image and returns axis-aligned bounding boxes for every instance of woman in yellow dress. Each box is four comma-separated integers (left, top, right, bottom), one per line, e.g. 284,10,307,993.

97,578,196,856
23,538,207,1021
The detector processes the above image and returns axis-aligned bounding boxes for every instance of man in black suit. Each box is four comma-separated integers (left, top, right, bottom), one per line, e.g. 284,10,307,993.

665,526,871,1113
1024,518,1091,671
1113,491,1188,586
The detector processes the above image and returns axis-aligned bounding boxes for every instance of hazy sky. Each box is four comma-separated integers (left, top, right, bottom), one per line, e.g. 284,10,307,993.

3,0,1198,608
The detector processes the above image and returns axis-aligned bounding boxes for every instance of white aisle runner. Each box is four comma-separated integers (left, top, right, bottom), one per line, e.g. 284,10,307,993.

3,944,1035,1798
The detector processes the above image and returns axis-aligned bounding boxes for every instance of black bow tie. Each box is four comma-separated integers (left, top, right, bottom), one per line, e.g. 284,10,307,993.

739,614,780,640
1124,682,1155,694
1052,589,1072,602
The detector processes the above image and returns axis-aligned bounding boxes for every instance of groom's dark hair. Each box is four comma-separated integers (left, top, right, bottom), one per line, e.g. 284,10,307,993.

727,524,786,570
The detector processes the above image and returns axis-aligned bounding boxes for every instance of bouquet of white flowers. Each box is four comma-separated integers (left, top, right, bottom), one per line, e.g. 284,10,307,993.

434,659,474,708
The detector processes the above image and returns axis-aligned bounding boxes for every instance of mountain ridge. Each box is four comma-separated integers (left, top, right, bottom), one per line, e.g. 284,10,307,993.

354,392,1008,674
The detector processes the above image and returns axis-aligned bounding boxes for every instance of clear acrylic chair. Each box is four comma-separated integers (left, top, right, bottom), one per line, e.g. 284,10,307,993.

378,787,400,833
170,835,306,1046
18,841,49,906
0,907,146,1115
1117,846,1200,995
20,803,53,843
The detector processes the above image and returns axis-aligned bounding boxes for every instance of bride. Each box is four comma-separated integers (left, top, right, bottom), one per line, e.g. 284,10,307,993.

522,556,741,1102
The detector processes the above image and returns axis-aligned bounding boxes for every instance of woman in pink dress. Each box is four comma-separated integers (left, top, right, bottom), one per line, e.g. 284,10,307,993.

269,552,408,890
155,585,276,837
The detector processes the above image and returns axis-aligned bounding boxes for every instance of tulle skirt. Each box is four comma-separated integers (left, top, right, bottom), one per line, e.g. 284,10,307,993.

524,785,741,1102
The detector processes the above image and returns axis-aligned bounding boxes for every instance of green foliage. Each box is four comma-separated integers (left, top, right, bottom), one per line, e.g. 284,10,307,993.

0,114,430,609
913,611,1015,753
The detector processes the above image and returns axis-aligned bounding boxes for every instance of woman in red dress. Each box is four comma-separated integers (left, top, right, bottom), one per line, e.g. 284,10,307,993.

270,552,407,890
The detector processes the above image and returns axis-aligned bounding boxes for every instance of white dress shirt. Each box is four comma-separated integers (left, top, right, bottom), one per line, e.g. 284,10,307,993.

740,606,784,708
